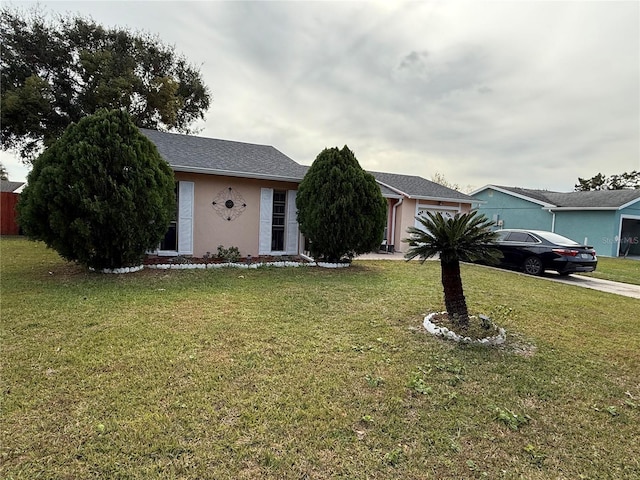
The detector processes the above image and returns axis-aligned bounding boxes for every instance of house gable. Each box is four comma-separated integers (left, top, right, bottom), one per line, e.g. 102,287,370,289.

472,184,640,211
471,186,554,231
471,185,556,208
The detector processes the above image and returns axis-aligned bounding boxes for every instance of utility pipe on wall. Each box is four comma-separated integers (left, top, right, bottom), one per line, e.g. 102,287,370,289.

391,197,404,248
547,209,556,232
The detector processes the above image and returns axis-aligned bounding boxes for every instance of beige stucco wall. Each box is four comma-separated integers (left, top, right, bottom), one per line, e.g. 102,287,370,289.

170,172,473,257
175,172,299,258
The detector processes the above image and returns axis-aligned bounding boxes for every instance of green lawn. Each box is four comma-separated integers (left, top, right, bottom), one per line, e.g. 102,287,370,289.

2,237,639,479
583,255,640,285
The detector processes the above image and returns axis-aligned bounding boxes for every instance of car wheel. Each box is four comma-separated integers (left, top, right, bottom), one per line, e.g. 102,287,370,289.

523,256,543,276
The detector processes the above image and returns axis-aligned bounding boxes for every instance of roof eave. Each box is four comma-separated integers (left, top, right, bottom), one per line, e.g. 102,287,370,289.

375,180,472,203
618,197,640,210
547,206,618,211
171,165,304,183
375,180,408,197
468,185,492,196
410,195,474,204
473,184,556,208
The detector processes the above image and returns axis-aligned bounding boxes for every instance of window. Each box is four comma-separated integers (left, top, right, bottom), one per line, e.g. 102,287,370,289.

495,231,510,242
160,183,179,251
271,190,286,251
259,188,298,256
157,181,194,255
506,232,537,243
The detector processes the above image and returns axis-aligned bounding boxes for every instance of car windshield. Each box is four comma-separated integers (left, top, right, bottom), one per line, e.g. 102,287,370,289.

533,231,580,246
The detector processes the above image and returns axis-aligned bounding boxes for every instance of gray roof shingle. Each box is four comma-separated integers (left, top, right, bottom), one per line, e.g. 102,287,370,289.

494,185,640,208
0,180,24,192
495,186,555,205
141,129,474,203
371,171,475,202
141,128,308,181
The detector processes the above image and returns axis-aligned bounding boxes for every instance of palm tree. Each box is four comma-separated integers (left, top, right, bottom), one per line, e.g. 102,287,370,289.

403,211,501,328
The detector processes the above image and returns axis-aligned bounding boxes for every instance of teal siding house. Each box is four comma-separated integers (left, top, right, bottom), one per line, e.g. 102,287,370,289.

471,185,640,257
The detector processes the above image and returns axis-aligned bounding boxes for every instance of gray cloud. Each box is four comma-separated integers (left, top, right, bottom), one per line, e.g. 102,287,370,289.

2,1,638,192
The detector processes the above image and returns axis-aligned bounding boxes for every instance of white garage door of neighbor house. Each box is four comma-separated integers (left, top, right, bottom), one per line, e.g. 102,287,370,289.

414,208,458,230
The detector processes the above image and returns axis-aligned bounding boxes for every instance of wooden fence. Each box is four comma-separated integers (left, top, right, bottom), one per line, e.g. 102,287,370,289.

1,192,21,235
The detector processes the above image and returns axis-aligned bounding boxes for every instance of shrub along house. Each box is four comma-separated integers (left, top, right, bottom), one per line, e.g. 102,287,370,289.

471,185,640,257
141,129,475,259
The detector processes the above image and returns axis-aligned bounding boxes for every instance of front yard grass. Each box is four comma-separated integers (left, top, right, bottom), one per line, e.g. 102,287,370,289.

583,255,640,285
1,237,639,479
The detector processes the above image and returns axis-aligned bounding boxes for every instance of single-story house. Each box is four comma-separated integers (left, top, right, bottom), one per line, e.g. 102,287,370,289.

141,129,475,259
1,180,25,235
470,185,640,257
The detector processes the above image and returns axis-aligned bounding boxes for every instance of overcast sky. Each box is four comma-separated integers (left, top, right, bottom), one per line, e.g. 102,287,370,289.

2,0,639,192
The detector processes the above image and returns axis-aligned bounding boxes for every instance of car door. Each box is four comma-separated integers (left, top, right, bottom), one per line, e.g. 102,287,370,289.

497,232,533,267
505,231,544,266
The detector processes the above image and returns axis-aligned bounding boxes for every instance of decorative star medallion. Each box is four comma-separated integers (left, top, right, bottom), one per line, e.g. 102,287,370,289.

212,187,247,221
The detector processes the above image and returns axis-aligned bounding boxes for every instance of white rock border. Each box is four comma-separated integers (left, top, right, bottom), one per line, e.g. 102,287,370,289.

90,259,352,274
91,265,144,274
146,260,351,270
423,312,506,346
316,262,351,269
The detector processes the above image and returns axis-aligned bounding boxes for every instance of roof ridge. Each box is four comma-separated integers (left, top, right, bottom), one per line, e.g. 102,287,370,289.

489,184,640,208
139,128,276,149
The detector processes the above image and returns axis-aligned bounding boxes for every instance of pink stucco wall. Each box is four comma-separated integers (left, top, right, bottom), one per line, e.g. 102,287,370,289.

392,199,472,252
175,172,299,258
173,171,472,257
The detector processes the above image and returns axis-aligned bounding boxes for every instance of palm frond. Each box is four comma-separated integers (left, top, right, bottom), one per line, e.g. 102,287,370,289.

403,210,500,264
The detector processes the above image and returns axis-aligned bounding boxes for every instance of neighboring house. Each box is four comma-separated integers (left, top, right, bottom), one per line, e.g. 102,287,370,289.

1,180,25,235
471,185,640,257
1,180,24,193
141,129,475,258
370,171,474,251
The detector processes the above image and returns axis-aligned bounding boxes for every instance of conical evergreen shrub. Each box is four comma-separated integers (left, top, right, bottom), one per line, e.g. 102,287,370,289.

18,109,175,270
296,146,387,262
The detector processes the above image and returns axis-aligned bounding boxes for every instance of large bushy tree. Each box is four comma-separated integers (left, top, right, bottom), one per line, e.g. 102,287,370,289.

17,109,175,270
403,211,500,328
1,6,210,161
296,146,387,262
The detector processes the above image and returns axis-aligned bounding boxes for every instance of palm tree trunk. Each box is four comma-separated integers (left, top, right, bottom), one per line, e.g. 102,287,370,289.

440,259,470,328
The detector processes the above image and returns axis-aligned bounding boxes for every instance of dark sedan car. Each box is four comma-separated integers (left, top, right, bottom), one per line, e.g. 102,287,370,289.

489,229,597,276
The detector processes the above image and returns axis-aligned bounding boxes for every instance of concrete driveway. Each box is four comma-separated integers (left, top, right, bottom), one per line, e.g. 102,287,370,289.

541,272,640,299
356,252,640,299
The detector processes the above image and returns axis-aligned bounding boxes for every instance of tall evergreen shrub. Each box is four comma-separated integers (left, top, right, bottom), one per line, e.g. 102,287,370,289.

17,109,175,270
296,146,387,262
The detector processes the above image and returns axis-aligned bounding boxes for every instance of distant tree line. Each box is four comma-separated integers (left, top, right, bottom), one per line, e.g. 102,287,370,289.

575,171,639,191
